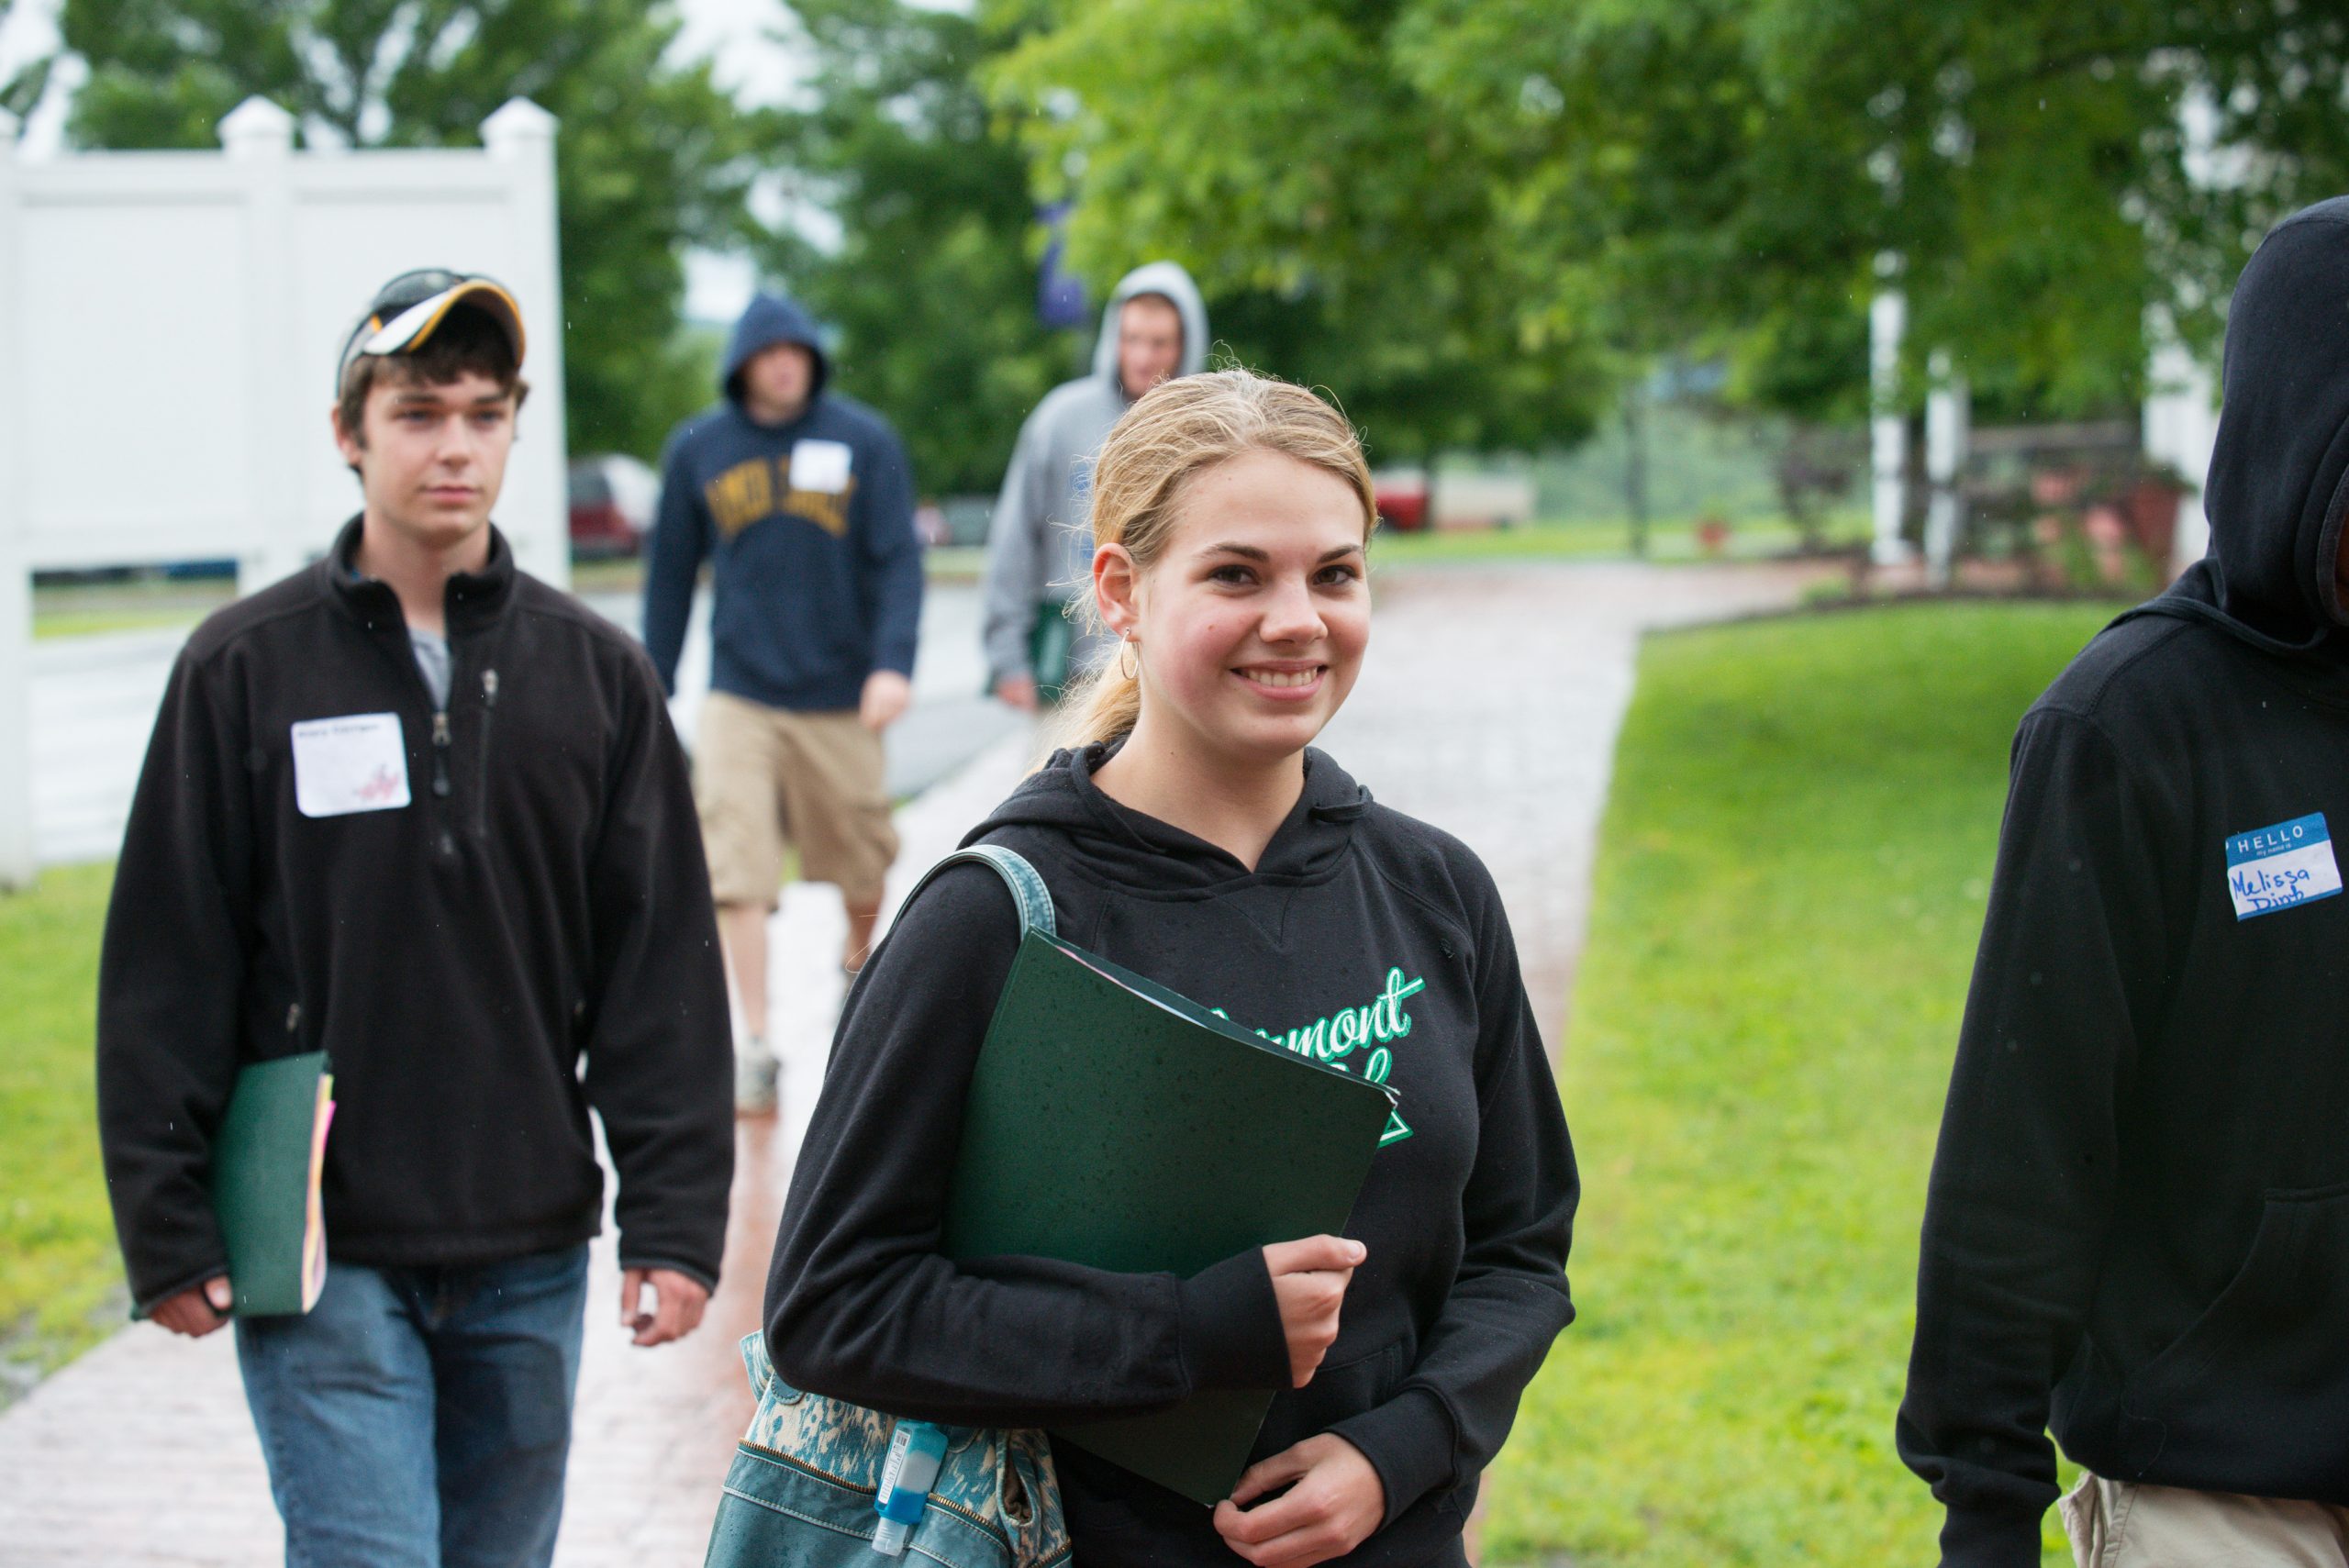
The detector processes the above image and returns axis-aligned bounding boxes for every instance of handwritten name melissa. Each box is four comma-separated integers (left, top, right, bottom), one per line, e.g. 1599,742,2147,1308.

2232,862,2317,909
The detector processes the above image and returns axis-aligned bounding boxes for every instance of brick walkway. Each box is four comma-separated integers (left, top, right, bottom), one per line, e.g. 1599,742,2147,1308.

0,560,1834,1565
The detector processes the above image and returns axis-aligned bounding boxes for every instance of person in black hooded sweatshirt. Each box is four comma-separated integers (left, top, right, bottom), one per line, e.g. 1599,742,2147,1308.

765,369,1577,1567
1900,197,2349,1563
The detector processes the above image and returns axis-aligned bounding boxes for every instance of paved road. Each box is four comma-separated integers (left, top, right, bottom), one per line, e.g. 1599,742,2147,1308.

0,559,1839,1565
26,580,1019,868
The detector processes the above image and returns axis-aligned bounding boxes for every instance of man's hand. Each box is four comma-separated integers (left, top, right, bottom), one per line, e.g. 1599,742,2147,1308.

1212,1434,1386,1567
861,670,913,731
151,1274,234,1338
620,1267,710,1348
993,673,1039,713
1263,1236,1364,1387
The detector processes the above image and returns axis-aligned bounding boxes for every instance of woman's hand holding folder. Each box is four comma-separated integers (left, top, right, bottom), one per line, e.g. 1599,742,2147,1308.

1264,1236,1366,1387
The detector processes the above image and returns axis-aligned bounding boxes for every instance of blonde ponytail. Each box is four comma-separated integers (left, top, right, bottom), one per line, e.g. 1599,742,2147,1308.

1042,370,1374,757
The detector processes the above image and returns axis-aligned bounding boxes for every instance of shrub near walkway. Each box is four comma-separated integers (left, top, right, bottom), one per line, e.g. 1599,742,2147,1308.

1484,603,2125,1567
0,862,123,1400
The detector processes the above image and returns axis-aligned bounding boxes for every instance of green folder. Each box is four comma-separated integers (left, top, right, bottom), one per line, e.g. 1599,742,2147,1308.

930,849,1395,1507
1030,602,1074,706
208,1051,336,1317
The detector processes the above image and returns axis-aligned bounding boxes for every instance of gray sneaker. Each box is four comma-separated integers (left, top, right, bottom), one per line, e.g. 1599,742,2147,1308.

735,1044,780,1117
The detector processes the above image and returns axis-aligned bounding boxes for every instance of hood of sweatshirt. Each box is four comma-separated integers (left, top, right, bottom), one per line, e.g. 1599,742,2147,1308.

2127,198,2349,655
963,743,1370,894
1090,261,1210,395
724,292,830,407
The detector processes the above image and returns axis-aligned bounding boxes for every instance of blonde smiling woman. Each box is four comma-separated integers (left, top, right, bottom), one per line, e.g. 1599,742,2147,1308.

765,369,1577,1568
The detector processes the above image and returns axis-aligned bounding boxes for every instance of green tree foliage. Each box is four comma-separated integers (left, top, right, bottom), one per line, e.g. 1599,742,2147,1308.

995,0,2349,428
986,0,1603,462
745,0,1080,497
45,0,747,459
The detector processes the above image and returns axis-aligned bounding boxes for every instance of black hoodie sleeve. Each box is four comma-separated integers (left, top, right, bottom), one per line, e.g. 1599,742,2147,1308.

765,862,1292,1426
579,650,735,1287
1898,709,2169,1566
96,647,254,1314
1328,850,1579,1523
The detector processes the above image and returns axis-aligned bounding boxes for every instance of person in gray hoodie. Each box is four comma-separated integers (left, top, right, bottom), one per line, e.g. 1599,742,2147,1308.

983,261,1208,709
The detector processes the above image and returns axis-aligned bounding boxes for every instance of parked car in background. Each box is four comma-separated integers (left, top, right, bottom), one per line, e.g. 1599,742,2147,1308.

1372,468,1538,531
568,453,662,559
1373,469,1430,531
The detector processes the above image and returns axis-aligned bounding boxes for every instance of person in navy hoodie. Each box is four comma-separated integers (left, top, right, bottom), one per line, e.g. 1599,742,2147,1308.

642,294,923,1114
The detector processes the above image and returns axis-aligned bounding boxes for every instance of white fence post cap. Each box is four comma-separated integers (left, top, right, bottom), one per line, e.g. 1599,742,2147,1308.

482,98,557,156
218,96,295,158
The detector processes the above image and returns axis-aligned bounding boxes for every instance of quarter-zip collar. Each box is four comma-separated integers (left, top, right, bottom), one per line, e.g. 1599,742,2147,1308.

319,513,518,639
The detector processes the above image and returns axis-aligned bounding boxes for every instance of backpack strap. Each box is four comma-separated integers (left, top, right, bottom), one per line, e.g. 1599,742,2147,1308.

900,844,1056,940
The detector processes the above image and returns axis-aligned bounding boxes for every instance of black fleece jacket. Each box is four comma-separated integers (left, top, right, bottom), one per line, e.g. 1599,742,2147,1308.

766,745,1576,1567
1900,196,2349,1563
98,519,734,1313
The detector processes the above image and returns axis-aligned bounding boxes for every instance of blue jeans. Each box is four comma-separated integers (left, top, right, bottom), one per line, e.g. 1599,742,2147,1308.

235,1243,591,1568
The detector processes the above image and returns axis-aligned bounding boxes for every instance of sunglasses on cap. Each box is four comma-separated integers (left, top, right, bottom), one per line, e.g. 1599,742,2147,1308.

336,269,526,394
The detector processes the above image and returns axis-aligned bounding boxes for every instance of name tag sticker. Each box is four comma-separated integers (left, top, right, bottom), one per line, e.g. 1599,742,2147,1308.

789,439,853,495
2223,812,2343,920
291,713,411,818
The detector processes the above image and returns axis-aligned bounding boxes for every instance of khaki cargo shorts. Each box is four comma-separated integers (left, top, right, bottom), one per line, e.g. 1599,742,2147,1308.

694,690,898,909
2062,1472,2349,1565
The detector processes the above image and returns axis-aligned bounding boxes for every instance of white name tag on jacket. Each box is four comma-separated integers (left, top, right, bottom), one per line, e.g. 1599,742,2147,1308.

291,713,411,817
2223,811,2343,919
788,439,853,494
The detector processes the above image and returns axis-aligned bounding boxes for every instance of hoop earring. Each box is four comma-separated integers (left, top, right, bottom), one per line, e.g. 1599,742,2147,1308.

1118,635,1140,682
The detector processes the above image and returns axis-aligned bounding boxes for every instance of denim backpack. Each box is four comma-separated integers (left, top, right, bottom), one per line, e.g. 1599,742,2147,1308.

703,847,1072,1568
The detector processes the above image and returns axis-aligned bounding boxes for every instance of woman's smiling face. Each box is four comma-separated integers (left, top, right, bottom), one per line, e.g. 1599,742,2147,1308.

1100,447,1371,766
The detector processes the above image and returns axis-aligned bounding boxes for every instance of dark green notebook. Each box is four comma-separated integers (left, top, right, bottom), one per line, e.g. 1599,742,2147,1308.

935,865,1395,1507
1030,602,1074,706
208,1051,336,1317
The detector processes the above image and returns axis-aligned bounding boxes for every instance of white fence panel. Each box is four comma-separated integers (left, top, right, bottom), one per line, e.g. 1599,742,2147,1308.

0,96,567,886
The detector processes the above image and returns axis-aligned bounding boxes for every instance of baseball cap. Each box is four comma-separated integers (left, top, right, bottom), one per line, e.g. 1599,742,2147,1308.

335,268,526,394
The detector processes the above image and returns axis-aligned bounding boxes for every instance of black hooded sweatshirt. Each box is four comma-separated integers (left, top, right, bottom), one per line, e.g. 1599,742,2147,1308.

97,519,735,1314
766,745,1576,1567
1900,197,2349,1563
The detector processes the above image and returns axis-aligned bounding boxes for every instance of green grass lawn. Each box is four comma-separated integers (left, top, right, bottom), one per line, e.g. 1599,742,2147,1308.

0,862,124,1395
30,577,234,642
31,610,204,641
1483,602,2126,1567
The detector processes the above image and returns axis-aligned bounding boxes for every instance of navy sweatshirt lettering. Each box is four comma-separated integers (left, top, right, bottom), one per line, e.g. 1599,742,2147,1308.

766,745,1576,1566
1900,197,2349,1563
641,293,923,711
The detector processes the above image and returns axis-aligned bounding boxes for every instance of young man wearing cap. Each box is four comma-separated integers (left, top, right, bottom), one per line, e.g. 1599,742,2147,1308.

641,293,923,1115
96,270,734,1567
